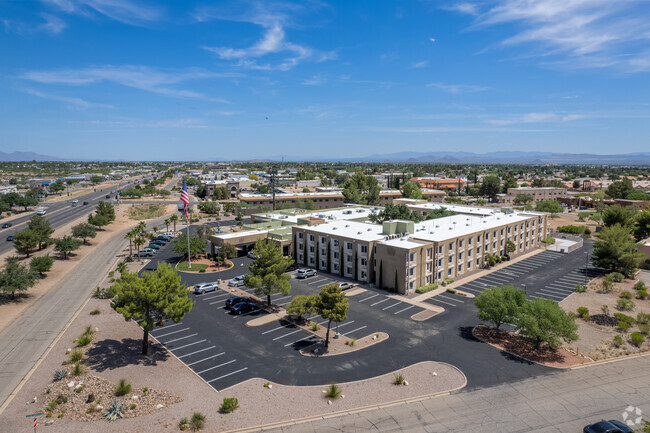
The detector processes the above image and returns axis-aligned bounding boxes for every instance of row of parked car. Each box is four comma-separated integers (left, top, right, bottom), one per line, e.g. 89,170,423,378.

192,282,258,315
133,232,175,258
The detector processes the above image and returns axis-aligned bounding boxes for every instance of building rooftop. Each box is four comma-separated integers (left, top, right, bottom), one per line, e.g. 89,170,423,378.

239,190,401,199
256,206,379,224
303,220,386,242
380,237,428,249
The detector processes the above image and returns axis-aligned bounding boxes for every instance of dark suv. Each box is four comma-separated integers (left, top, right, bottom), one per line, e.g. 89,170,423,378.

225,296,252,310
584,420,633,433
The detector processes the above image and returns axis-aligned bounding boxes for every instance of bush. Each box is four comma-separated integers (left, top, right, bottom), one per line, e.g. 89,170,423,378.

219,398,239,414
47,400,59,411
76,334,92,347
442,277,454,287
324,383,342,400
415,283,438,294
541,237,556,245
608,272,624,283
630,332,645,347
69,350,83,363
114,379,132,396
574,284,587,293
617,299,635,311
129,403,137,410
72,363,84,377
637,313,650,324
74,384,85,393
56,394,68,404
310,323,320,331
613,335,624,347
620,291,634,300
637,290,649,300
393,373,405,385
576,307,590,320
53,369,67,382
557,225,588,235
190,412,206,430
103,401,126,421
638,324,650,335
179,417,189,429
446,288,457,294
619,321,632,332
89,309,101,315
600,279,613,294
634,281,647,291
345,338,357,346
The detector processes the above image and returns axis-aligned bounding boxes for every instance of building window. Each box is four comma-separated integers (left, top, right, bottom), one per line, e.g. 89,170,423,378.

458,264,463,272
299,254,303,262
333,239,339,247
468,250,472,257
468,237,473,245
438,258,442,266
493,242,496,250
347,255,352,262
467,262,472,270
346,267,352,275
298,232,303,239
448,268,453,276
361,271,367,279
426,262,431,272
333,251,339,259
426,276,431,284
478,234,482,242
437,271,442,279
500,240,504,246
409,281,414,290
476,258,480,266
360,245,368,253
321,237,326,244
309,257,315,264
346,242,352,250
410,253,415,262
409,267,414,276
361,258,367,266
477,246,481,254
321,260,326,268
333,264,339,272
449,242,454,251
426,248,432,258
448,256,453,263
459,239,464,248
438,245,443,253
309,246,314,253
309,235,314,242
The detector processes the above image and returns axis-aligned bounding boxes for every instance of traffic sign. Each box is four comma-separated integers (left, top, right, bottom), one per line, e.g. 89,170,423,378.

25,413,43,418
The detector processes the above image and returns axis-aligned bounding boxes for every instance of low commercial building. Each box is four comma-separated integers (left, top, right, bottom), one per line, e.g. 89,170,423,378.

238,190,403,209
499,187,567,205
410,177,467,192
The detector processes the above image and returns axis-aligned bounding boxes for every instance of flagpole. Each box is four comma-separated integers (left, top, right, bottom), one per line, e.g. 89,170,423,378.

186,214,191,269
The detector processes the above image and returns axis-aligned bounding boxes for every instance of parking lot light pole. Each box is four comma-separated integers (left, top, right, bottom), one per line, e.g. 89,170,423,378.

584,253,589,286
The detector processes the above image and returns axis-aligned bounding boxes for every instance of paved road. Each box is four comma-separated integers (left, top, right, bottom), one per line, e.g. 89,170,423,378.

0,213,168,412
264,355,650,432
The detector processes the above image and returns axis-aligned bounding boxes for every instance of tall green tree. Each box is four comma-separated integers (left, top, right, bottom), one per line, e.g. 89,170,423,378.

602,204,636,228
502,176,518,193
479,175,501,202
88,212,110,229
313,284,349,348
220,243,237,264
285,294,316,321
54,236,83,259
244,239,293,306
27,215,54,250
110,263,194,355
30,254,54,277
170,214,179,232
96,201,116,222
72,223,97,244
342,171,380,205
634,207,650,241
513,194,534,205
0,257,38,298
13,228,39,257
401,181,423,199
474,286,526,329
194,224,214,241
606,178,633,199
516,298,578,349
535,200,563,215
592,224,644,276
172,233,206,259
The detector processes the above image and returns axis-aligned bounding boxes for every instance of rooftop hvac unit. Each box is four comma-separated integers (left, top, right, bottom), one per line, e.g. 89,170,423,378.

356,209,365,213
345,224,350,228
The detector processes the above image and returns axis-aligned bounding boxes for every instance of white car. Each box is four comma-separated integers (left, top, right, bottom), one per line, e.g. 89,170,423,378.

338,282,353,290
194,282,217,294
247,251,257,259
228,275,246,287
36,209,46,215
297,268,316,279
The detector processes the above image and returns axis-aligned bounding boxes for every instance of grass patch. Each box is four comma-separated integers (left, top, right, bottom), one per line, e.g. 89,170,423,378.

69,350,83,363
114,379,132,397
128,204,166,221
393,373,405,385
324,383,342,400
176,262,209,272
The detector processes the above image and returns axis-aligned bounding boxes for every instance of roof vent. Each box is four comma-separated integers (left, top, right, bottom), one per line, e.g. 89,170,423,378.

345,224,349,228
357,232,362,235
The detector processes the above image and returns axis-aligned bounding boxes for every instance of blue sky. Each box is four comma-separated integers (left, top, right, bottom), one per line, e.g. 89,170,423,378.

2,0,650,161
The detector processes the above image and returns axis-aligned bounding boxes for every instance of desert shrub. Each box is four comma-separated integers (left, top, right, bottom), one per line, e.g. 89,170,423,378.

608,272,624,282
618,321,632,332
393,373,405,385
310,322,320,331
634,281,647,291
53,369,67,382
179,417,189,429
446,288,457,294
47,400,59,411
345,338,357,346
56,394,68,404
142,387,148,396
219,398,239,414
129,403,137,410
574,284,587,293
114,379,132,397
600,279,614,293
415,283,438,294
69,350,83,363
630,332,645,347
76,334,92,347
613,335,624,348
637,313,650,324
72,363,84,377
74,384,85,393
601,305,610,315
638,324,650,335
576,307,590,320
190,412,206,431
103,401,126,421
442,277,454,287
89,309,101,315
637,290,649,300
620,291,634,300
617,299,635,311
324,383,342,400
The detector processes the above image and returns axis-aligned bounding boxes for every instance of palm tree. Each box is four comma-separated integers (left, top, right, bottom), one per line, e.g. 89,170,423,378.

170,215,179,232
116,261,128,275
133,237,145,259
126,228,138,257
152,226,158,233
136,221,146,236
164,218,170,232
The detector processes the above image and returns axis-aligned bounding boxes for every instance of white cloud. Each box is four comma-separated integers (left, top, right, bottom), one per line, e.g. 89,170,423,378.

302,74,326,85
21,65,236,102
411,61,428,68
442,3,479,16
38,13,67,34
25,88,112,108
451,0,650,71
43,0,163,25
2,13,67,35
367,126,548,133
427,82,489,94
89,118,207,128
198,1,329,71
486,112,588,125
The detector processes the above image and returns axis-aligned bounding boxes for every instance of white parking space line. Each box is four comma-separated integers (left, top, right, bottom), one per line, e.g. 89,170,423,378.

277,301,292,307
262,323,296,335
549,283,577,290
202,293,229,301
358,294,379,303
151,322,183,332
370,298,390,307
308,278,329,285
284,335,318,347
333,321,355,330
273,295,293,302
238,308,263,317
538,292,566,300
178,346,217,359
306,314,321,321
196,359,236,375
394,305,415,315
207,367,248,384
479,276,512,285
428,298,456,307
438,294,465,303
317,282,335,288
169,340,207,352
155,327,190,338
460,286,482,294
342,326,367,336
382,302,402,311
187,352,225,366
542,287,573,295
163,333,198,344
272,329,303,341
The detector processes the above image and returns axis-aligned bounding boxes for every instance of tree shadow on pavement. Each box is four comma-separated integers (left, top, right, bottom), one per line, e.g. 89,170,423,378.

85,338,169,372
458,326,481,342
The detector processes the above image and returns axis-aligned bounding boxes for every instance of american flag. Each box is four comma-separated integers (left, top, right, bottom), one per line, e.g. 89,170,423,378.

180,180,190,219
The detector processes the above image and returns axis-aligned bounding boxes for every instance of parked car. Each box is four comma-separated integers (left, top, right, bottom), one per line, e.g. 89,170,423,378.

225,296,251,310
72,199,79,204
147,243,161,250
6,235,15,242
136,248,154,257
1,222,12,229
153,236,169,243
105,195,110,199
36,209,46,215
338,282,353,290
83,201,89,205
150,239,166,246
230,301,257,315
583,420,633,433
247,251,257,259
228,275,246,287
297,268,316,279
193,282,217,295
163,232,175,237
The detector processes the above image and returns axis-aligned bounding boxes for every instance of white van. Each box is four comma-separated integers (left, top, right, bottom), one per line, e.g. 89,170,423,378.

72,199,79,206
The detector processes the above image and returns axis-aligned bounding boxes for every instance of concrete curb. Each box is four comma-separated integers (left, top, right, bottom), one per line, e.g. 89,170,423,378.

569,350,650,370
219,362,468,433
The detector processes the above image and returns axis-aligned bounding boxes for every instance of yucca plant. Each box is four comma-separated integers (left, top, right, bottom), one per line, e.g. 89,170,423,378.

53,369,68,382
324,383,342,400
114,379,131,396
69,350,83,363
72,362,85,377
393,373,405,385
103,401,126,421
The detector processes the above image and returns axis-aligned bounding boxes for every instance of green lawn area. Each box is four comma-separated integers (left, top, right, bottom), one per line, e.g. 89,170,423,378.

578,211,602,221
128,204,167,220
176,261,208,272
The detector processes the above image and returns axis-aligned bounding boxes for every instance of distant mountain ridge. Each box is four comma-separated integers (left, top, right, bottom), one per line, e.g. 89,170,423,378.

0,151,65,161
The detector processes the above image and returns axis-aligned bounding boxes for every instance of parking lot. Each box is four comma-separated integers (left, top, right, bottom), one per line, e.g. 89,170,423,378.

141,229,599,391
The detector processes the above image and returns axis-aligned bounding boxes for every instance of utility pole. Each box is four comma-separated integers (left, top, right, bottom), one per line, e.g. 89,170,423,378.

271,168,277,211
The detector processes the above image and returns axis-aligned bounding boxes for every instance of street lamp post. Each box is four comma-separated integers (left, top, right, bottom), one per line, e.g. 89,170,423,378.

584,253,590,286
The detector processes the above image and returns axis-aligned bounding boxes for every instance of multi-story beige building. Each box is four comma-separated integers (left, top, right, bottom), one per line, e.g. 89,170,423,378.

499,187,566,205
239,190,404,209
292,206,550,294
